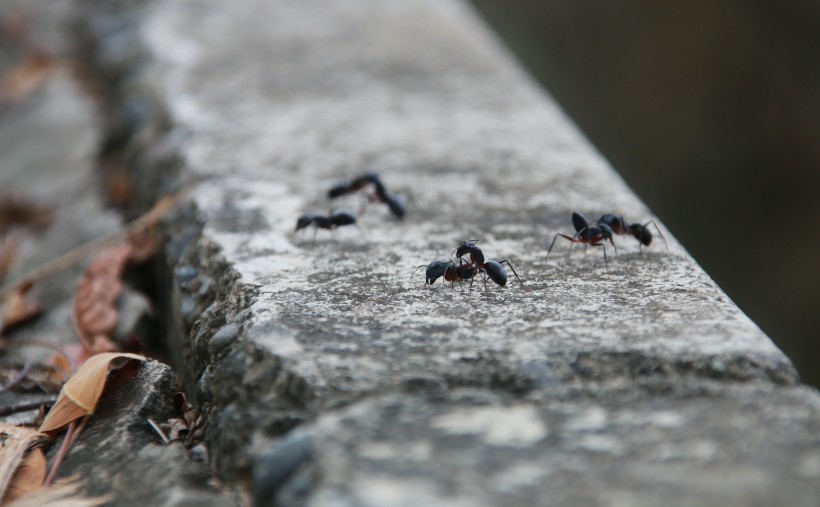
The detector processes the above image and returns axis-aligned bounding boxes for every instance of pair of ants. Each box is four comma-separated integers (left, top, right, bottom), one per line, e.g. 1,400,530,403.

547,212,667,269
413,240,524,290
295,172,405,238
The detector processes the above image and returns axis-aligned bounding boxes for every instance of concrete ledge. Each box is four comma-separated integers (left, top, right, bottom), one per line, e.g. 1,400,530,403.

81,0,820,504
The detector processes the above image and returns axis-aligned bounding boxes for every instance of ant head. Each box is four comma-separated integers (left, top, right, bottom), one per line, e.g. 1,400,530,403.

629,223,652,245
295,214,314,231
361,171,381,183
453,239,479,258
598,223,614,241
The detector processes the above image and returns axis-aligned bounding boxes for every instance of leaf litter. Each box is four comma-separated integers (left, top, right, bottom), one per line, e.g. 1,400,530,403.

0,194,183,501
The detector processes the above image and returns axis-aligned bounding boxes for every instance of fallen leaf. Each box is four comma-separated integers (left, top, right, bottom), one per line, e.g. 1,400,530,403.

5,478,109,507
0,194,53,234
3,448,46,503
0,284,40,333
72,245,131,352
49,343,94,379
124,230,157,264
38,352,145,435
0,424,48,503
0,235,18,284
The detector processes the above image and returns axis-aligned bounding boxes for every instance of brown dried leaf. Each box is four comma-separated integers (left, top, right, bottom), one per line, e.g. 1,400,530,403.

4,448,46,503
0,284,40,333
103,167,134,209
0,235,18,283
0,424,48,503
38,352,145,435
0,51,54,103
125,230,157,264
72,245,132,352
5,478,109,507
0,194,53,234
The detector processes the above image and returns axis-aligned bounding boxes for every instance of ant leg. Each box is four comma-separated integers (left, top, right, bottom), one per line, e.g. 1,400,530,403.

410,264,427,281
547,234,574,261
645,220,669,251
590,244,608,271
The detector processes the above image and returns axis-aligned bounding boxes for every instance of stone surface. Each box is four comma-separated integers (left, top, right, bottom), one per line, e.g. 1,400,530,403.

268,384,820,507
56,360,235,507
76,0,820,505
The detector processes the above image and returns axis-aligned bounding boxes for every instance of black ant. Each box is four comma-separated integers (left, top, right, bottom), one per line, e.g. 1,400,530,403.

453,239,524,289
546,212,617,269
412,259,477,289
328,172,379,198
295,209,357,240
596,213,668,252
327,171,405,219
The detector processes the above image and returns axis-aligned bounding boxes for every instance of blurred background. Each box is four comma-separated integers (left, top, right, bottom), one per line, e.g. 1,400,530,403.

470,0,820,387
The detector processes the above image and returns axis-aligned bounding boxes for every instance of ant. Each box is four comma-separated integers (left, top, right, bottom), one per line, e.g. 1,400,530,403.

412,259,477,289
546,212,617,269
328,172,379,198
596,213,668,252
295,209,357,241
327,171,405,219
453,239,524,289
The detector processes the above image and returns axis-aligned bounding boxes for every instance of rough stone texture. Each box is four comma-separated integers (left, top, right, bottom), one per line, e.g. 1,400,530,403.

56,360,235,507
79,0,820,505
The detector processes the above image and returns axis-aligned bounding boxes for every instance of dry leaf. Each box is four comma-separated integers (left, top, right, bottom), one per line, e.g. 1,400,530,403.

38,352,145,435
0,51,54,103
4,448,46,503
0,284,40,333
72,245,131,352
124,230,157,264
0,235,18,283
0,424,48,503
5,478,109,507
0,194,53,234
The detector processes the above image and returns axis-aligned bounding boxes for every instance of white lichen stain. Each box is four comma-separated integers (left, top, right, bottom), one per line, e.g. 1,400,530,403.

490,462,550,494
345,474,487,507
653,440,718,462
569,434,624,455
356,441,432,462
430,405,547,447
565,407,608,432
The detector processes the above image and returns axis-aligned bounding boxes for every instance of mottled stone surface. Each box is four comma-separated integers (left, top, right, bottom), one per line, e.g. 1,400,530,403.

76,0,820,505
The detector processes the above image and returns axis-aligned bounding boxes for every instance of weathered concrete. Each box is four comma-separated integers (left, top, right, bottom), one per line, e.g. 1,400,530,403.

77,0,820,505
